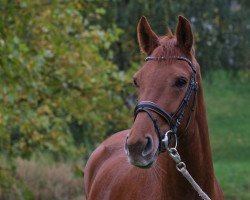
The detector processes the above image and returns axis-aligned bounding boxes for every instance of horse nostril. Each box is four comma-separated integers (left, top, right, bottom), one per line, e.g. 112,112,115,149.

142,136,153,157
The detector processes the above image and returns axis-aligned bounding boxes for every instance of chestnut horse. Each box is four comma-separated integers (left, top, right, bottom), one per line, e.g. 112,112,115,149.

84,16,224,200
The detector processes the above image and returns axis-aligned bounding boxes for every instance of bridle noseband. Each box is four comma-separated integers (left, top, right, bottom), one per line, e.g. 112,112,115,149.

134,56,198,152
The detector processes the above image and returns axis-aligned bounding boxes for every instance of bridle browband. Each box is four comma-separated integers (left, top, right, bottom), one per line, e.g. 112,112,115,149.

134,56,198,152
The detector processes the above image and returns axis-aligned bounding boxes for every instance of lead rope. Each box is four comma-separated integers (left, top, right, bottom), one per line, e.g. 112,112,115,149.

162,132,211,200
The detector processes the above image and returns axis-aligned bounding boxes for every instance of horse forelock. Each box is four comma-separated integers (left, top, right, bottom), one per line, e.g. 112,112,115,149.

153,35,179,56
152,31,195,60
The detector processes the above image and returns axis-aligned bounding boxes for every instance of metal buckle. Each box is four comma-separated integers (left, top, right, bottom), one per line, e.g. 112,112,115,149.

162,130,177,150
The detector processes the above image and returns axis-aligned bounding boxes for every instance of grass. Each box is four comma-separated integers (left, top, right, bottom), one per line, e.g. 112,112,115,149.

204,70,250,199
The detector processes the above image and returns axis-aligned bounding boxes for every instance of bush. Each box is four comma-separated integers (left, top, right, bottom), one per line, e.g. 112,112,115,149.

0,157,33,200
0,155,85,200
15,158,84,200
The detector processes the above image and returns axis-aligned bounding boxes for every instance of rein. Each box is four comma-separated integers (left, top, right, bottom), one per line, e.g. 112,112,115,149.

133,56,211,200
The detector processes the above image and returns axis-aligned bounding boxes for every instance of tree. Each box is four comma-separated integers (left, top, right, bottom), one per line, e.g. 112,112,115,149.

88,0,250,72
0,0,132,159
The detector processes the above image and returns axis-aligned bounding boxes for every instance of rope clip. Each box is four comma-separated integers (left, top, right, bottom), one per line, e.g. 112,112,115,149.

168,148,181,164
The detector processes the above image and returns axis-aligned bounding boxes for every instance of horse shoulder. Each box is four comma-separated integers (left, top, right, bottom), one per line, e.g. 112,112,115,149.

84,129,129,196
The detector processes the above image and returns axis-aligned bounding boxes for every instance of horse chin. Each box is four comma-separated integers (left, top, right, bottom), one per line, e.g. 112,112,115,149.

134,161,154,169
127,150,158,169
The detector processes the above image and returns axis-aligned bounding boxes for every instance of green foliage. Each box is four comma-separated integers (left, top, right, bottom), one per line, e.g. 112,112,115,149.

0,1,131,158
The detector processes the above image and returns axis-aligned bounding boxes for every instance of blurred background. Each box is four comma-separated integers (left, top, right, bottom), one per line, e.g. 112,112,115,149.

0,0,249,199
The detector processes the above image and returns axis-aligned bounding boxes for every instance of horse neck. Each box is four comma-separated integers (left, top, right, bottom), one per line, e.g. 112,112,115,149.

158,75,216,198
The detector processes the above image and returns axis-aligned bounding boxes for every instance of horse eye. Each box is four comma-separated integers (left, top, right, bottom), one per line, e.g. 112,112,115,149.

175,78,187,88
133,77,139,87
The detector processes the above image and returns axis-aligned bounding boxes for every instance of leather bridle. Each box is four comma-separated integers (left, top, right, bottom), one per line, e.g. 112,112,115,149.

134,56,198,152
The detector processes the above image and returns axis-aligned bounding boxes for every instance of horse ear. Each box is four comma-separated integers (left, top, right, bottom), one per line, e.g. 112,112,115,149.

176,16,193,53
137,16,159,55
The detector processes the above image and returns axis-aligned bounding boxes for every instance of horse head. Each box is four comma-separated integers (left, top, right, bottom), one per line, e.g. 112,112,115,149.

125,16,198,168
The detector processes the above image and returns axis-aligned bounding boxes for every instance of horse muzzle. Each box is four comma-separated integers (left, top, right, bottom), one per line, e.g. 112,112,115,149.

125,134,159,168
